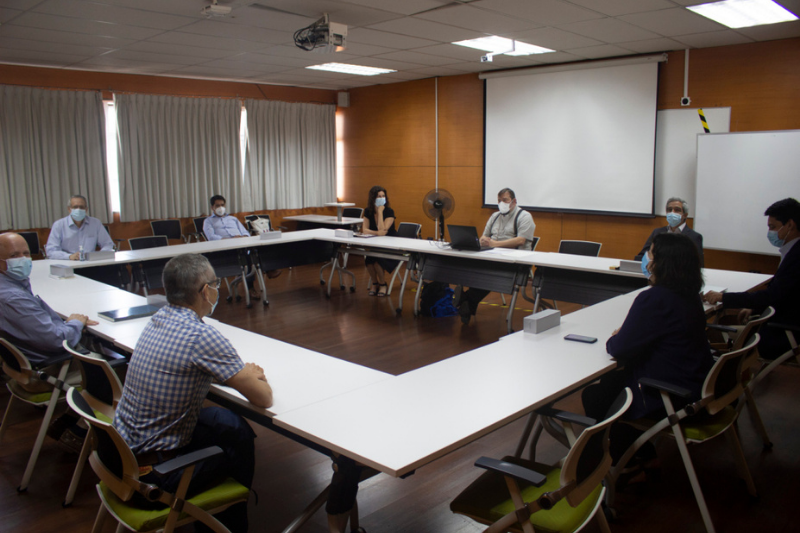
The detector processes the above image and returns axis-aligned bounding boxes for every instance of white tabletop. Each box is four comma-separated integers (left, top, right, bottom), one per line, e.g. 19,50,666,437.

283,215,363,226
324,202,356,208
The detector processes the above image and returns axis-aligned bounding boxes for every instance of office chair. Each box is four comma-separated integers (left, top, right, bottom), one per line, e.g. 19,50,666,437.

451,388,632,533
65,388,250,533
342,207,364,220
365,222,422,296
606,335,760,533
128,236,169,296
62,340,125,507
0,337,73,493
150,219,190,243
18,231,45,258
103,224,125,251
189,216,207,242
558,240,602,257
245,214,287,234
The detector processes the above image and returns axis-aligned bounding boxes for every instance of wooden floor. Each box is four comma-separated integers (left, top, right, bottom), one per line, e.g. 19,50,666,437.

1,259,799,533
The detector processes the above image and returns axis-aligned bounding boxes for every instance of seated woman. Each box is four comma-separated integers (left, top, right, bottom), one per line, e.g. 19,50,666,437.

361,186,398,297
582,232,713,467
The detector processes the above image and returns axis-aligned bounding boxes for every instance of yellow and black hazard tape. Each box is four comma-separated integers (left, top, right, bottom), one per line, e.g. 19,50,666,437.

698,108,710,133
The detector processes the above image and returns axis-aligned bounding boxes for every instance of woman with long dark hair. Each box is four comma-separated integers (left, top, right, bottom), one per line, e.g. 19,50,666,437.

361,186,398,296
582,232,712,465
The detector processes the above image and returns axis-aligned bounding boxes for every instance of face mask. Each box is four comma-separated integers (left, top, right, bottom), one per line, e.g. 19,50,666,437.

375,197,386,207
666,212,682,228
767,228,785,248
3,257,33,280
206,286,219,316
71,208,87,222
498,201,511,214
640,252,651,279
214,206,226,217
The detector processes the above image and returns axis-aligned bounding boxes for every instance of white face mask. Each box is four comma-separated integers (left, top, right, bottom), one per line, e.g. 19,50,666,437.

206,286,219,316
214,206,226,217
498,201,511,214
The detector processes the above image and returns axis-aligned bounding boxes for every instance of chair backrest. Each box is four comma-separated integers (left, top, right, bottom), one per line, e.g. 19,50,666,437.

530,236,540,251
560,388,632,506
734,306,775,352
18,231,42,256
703,334,759,416
128,235,169,251
343,207,364,218
558,240,602,257
396,222,422,239
63,341,123,421
66,387,139,502
150,219,183,241
0,337,33,383
193,217,207,240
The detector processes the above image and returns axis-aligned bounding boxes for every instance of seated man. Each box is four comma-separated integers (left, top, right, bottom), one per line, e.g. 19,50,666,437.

114,254,273,533
45,194,114,260
203,195,280,292
455,188,535,325
0,232,96,371
635,197,704,266
705,197,800,360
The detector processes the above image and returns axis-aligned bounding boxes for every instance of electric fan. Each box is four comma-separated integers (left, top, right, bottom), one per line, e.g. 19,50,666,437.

422,189,455,240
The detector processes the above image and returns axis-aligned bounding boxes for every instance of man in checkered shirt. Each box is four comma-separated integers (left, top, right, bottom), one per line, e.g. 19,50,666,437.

114,253,272,532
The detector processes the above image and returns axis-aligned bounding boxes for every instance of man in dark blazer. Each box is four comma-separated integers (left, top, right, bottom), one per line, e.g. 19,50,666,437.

636,197,704,266
704,197,800,360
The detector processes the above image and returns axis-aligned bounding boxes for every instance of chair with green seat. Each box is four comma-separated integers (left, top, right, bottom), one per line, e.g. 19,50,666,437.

65,387,250,533
450,388,632,533
606,335,760,533
0,337,73,493
62,340,125,507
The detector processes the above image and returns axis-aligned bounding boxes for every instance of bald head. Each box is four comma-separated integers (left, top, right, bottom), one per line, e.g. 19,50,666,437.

0,232,30,260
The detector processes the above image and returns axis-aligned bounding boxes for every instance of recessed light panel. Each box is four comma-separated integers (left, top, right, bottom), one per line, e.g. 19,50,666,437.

453,36,554,56
688,0,798,28
306,63,396,76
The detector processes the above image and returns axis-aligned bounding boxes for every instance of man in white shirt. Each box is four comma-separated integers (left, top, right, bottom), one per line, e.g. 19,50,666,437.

45,195,114,260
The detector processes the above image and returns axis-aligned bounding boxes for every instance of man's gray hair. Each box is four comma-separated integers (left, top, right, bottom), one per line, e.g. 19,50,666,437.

498,188,516,200
162,254,213,306
70,194,87,205
666,197,689,216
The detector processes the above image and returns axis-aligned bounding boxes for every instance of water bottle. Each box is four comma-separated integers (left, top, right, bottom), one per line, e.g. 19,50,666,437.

79,245,86,262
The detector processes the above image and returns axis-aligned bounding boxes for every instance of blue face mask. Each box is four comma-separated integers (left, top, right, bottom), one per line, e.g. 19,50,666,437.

640,252,651,279
666,212,682,228
71,208,87,222
767,228,785,248
375,197,386,207
3,257,33,280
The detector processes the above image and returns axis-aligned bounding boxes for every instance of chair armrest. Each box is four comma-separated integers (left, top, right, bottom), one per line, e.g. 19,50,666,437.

475,457,547,487
34,351,73,369
768,322,800,334
535,406,596,427
706,323,738,333
154,446,224,476
638,377,691,399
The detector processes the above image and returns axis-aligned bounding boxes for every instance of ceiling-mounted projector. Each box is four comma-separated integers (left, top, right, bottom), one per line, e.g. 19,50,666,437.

294,13,347,53
201,1,232,17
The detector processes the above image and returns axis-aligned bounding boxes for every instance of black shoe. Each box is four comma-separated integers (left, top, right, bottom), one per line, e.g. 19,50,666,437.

459,301,471,325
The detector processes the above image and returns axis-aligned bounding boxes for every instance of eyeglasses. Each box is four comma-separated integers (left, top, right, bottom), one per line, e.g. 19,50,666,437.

199,278,222,292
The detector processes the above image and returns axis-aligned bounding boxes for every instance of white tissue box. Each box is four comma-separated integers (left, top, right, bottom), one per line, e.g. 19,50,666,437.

50,264,74,278
259,231,282,240
335,229,354,238
524,309,561,334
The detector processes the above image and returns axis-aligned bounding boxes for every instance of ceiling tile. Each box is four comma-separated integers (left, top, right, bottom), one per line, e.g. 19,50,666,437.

406,65,470,77
2,0,45,10
221,51,317,68
617,37,685,53
374,50,459,66
619,7,726,36
11,12,165,40
346,27,439,49
507,26,604,50
245,1,402,27
558,17,661,43
566,0,676,17
122,41,234,59
366,17,484,43
90,0,212,17
525,50,586,64
33,0,196,30
77,56,183,73
0,24,136,48
413,43,492,61
672,30,754,48
0,48,85,66
199,58,295,73
147,31,268,53
217,5,316,31
735,19,800,41
474,0,603,26
257,43,358,62
415,5,541,34
0,8,23,24
171,65,275,78
175,19,291,45
0,36,112,57
339,41,399,56
102,49,206,66
566,43,636,59
345,56,433,71
342,0,451,16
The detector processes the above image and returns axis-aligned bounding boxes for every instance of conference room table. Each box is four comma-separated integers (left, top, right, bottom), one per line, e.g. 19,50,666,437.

30,234,772,532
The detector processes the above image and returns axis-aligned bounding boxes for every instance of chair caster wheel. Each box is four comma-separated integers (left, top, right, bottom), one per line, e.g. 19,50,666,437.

395,309,402,316
763,442,774,451
263,300,269,306
246,304,252,309
226,296,233,303
62,500,72,508
350,286,356,292
17,486,27,493
235,295,242,302
340,285,345,290
320,280,326,285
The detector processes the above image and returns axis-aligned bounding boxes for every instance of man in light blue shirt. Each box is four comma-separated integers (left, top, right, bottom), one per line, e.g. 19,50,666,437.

203,195,250,241
45,194,114,260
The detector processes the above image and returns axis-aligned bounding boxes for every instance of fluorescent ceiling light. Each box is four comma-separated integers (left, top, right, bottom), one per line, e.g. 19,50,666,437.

306,63,396,76
453,36,555,56
687,0,798,28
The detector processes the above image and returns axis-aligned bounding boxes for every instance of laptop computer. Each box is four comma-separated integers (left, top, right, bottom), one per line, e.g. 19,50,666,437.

448,224,491,251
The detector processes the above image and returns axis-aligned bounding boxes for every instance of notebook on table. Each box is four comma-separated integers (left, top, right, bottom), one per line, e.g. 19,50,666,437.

98,304,160,322
448,225,491,251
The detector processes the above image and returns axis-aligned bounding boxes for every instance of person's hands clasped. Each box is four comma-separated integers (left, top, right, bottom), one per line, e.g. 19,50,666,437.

67,313,99,327
703,290,724,305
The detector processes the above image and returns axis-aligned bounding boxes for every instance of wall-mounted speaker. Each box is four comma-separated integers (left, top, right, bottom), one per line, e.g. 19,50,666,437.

337,92,350,108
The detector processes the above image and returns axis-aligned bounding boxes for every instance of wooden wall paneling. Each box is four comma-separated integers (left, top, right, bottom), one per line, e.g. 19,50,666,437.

527,211,562,253
584,214,665,260
437,74,484,168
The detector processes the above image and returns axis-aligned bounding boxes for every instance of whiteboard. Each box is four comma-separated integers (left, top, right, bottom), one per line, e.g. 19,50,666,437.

654,107,730,216
695,130,800,255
